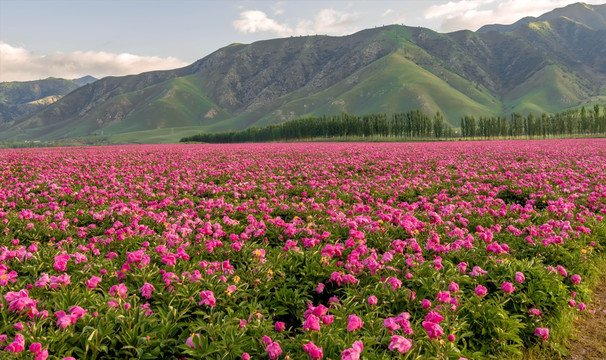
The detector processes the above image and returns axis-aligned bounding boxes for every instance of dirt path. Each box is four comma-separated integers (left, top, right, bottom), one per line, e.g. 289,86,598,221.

566,282,606,359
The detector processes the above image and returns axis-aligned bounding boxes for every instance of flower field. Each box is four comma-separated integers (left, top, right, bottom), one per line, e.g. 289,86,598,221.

1,139,605,359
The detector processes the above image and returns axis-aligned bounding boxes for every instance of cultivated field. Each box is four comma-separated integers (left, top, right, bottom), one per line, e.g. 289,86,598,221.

1,140,605,359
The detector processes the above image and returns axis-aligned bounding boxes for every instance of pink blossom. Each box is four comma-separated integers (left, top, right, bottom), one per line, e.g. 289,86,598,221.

5,334,25,353
303,315,321,331
55,311,72,328
384,317,401,331
303,341,323,359
570,274,582,285
198,290,216,307
85,276,102,289
528,308,542,317
110,283,128,298
475,285,487,296
265,342,282,359
69,305,87,320
316,283,325,293
422,299,432,309
322,315,334,325
53,254,70,272
49,274,70,289
422,321,444,340
186,334,200,349
501,282,516,293
341,340,363,360
347,314,363,331
436,291,451,303
35,348,49,360
275,321,285,332
29,342,43,353
515,272,525,283
424,310,444,324
140,282,155,299
367,295,378,305
534,327,549,341
388,335,412,353
35,273,50,288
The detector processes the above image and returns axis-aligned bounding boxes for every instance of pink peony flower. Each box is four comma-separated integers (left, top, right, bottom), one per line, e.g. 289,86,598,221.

55,311,72,328
69,305,87,320
436,291,451,303
422,321,444,340
140,282,155,299
475,285,487,296
424,310,444,324
85,276,102,290
303,341,323,359
316,283,325,293
422,299,432,309
388,335,412,353
34,273,50,288
5,334,25,353
367,295,378,305
448,282,460,292
342,340,363,360
110,283,128,299
198,290,216,307
34,348,49,360
528,308,542,317
570,274,582,285
384,317,401,331
265,342,282,359
275,321,285,332
515,272,525,283
186,334,200,349
303,315,321,331
534,327,549,341
322,315,334,325
29,343,43,353
347,314,363,331
501,282,516,293
53,254,70,272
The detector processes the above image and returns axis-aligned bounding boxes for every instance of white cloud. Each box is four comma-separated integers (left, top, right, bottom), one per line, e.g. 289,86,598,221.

232,8,359,37
425,0,496,20
0,42,188,82
232,10,293,37
296,8,359,35
382,9,393,17
425,0,592,32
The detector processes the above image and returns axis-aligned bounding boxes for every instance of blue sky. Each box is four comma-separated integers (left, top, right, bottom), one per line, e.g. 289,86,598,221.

0,0,602,81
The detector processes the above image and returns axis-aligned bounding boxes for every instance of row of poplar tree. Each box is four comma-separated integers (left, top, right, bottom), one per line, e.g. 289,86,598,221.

181,105,605,143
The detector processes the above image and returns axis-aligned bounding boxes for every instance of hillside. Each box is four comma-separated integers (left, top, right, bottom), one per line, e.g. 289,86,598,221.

1,2,605,142
0,76,97,124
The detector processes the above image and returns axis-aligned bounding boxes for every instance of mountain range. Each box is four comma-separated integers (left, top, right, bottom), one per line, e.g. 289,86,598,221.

1,2,605,143
0,76,97,125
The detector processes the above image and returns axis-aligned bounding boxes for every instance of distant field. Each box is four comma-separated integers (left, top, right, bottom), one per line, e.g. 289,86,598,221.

0,140,604,359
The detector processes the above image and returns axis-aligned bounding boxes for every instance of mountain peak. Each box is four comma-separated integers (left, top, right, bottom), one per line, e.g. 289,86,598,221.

72,75,98,86
477,2,606,33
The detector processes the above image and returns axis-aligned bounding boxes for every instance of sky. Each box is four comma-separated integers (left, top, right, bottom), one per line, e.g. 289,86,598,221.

0,0,603,82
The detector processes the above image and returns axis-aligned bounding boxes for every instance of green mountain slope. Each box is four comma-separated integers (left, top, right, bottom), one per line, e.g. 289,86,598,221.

2,2,605,142
0,77,96,124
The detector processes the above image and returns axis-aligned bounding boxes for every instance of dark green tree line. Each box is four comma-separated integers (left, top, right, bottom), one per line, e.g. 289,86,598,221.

181,106,606,143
